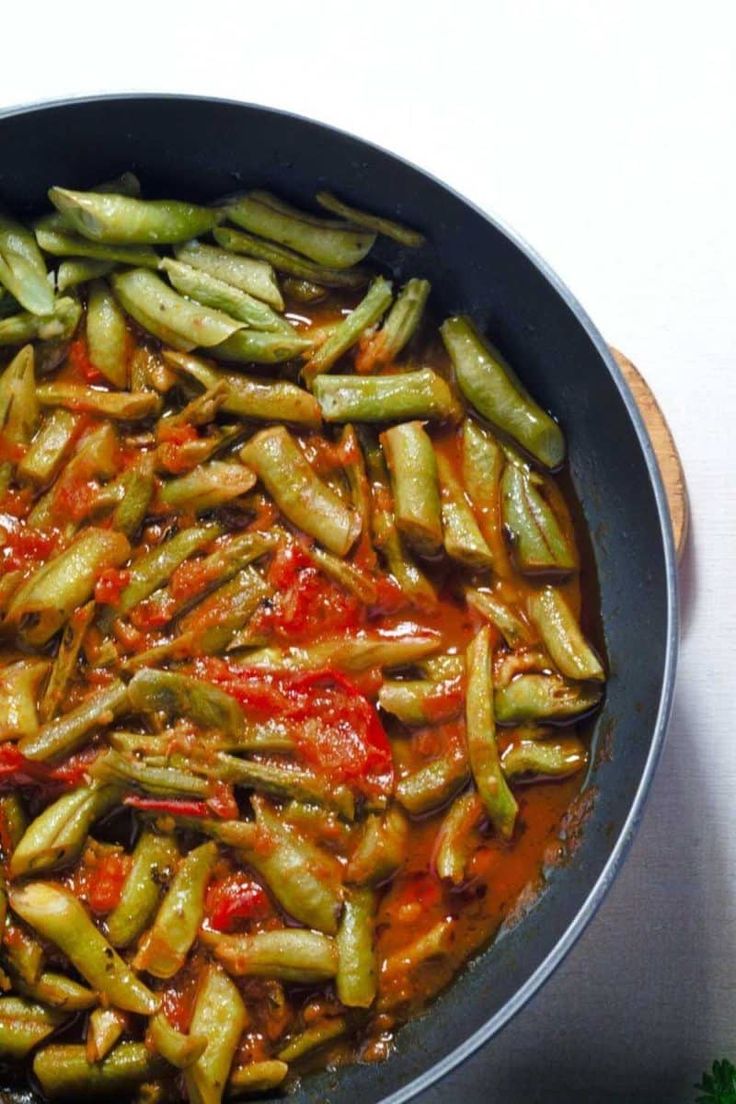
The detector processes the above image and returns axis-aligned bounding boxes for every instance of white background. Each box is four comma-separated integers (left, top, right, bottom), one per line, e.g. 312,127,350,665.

2,2,735,1100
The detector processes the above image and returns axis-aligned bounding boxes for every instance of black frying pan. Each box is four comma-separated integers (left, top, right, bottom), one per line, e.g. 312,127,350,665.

0,95,678,1104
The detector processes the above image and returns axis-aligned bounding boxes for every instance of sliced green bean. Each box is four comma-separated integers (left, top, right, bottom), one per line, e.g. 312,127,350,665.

164,350,321,428
228,1060,289,1097
501,736,587,780
241,425,360,555
277,1017,347,1063
337,887,377,1008
134,841,217,979
442,316,565,469
161,461,255,514
56,257,116,293
494,673,602,723
0,211,54,315
9,883,158,1014
227,190,375,268
17,409,81,487
6,527,129,647
10,784,121,877
106,829,178,948
161,258,295,334
49,187,221,245
86,278,129,386
0,659,49,739
396,753,469,816
147,1010,206,1069
184,963,247,1104
86,1007,128,1063
356,277,430,372
214,226,368,288
36,223,160,267
0,996,67,1059
204,928,337,983
465,587,534,647
39,602,94,722
33,1042,167,1100
0,297,80,346
378,677,463,726
381,421,442,555
174,239,283,309
303,277,392,383
0,344,38,445
315,368,461,423
527,586,605,681
434,790,483,884
501,464,576,574
128,669,244,736
316,191,425,247
21,680,129,762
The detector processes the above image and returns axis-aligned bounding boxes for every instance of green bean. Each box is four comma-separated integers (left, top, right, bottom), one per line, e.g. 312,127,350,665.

227,189,376,268
241,426,360,555
36,223,160,267
198,752,354,818
442,316,565,469
6,528,129,647
2,923,44,985
465,626,517,838
303,277,393,383
0,210,54,315
174,239,283,309
347,808,409,886
204,928,338,983
9,883,158,1014
0,794,27,858
86,1007,128,1062
106,829,178,948
147,1010,206,1069
356,278,430,372
17,409,81,487
277,1017,347,1063
434,790,483,884
21,680,129,762
112,269,245,351
228,1060,289,1097
501,736,587,780
134,842,217,978
0,345,38,445
435,450,493,567
112,523,220,619
184,963,247,1104
460,419,508,575
315,191,426,247
398,747,470,815
93,749,211,799
160,461,255,514
0,997,67,1059
173,566,270,654
315,368,461,424
501,464,576,574
214,226,368,288
336,887,377,1008
244,630,440,673
494,673,602,723
381,918,454,984
0,296,81,346
308,544,377,604
163,350,322,428
465,587,534,647
33,1042,167,1100
160,258,294,335
17,971,97,1011
111,455,155,538
527,586,605,681
49,187,222,245
39,602,94,722
243,797,343,934
378,677,463,726
381,422,442,555
9,784,121,877
86,278,129,387
56,257,116,292
128,669,244,736
29,419,119,530
207,327,311,365
36,382,160,420
0,658,49,739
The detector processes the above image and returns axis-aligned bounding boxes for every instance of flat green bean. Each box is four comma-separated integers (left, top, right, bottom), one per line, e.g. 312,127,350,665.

501,464,576,574
184,963,247,1104
36,223,160,267
112,268,246,351
112,523,219,619
381,421,442,555
356,277,430,372
336,887,377,1008
106,829,178,948
20,680,129,762
86,278,129,386
315,368,461,423
435,450,493,567
204,928,338,983
10,784,121,877
378,676,463,726
49,187,222,244
214,226,368,288
17,971,97,1011
347,804,409,885
0,211,54,315
161,258,295,334
111,455,155,538
174,239,283,309
527,586,605,681
303,276,393,382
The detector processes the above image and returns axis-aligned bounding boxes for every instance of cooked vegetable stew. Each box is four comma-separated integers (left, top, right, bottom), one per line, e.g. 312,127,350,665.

0,176,605,1101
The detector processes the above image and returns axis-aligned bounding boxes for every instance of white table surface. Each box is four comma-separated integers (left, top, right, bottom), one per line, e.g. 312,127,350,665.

1,2,734,1100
